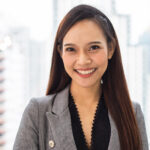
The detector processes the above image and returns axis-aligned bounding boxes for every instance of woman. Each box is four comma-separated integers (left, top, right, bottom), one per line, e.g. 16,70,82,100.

13,4,149,150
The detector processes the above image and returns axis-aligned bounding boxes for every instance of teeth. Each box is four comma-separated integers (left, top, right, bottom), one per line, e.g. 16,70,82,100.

76,68,96,75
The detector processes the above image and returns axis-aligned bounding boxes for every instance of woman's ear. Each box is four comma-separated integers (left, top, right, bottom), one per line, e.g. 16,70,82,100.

57,45,62,57
108,42,115,60
108,48,115,59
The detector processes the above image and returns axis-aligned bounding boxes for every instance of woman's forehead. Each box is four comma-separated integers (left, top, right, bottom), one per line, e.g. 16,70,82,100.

63,19,106,44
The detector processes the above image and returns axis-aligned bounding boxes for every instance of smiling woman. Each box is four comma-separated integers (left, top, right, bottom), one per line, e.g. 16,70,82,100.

13,4,149,150
61,19,114,89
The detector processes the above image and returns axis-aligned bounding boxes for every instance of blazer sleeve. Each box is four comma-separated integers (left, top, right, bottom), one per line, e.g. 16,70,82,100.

13,98,39,150
135,102,149,150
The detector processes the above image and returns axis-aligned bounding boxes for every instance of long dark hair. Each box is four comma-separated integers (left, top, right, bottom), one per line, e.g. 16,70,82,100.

46,4,142,150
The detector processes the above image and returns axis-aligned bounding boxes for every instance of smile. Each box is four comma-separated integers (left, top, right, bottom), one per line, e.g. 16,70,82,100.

74,68,97,78
75,68,96,75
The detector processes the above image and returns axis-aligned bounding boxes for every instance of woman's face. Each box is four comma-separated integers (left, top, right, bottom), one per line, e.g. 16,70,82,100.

61,19,114,88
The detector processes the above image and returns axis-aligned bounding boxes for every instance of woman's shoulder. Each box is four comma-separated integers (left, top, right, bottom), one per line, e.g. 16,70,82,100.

131,101,149,149
31,94,56,105
131,101,144,119
132,101,142,113
27,93,57,113
25,85,70,115
131,101,145,121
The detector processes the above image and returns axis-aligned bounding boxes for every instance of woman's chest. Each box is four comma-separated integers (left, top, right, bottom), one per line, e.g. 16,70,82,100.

40,108,120,150
79,110,97,149
69,96,111,150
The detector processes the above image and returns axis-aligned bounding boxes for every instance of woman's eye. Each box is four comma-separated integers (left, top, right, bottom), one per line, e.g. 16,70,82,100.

65,47,75,52
90,45,100,51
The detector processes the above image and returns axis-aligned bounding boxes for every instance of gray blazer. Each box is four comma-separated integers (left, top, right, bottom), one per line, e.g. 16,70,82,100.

13,85,149,150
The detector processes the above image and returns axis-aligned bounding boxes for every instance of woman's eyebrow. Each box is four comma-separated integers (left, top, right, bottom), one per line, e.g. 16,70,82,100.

63,41,102,47
63,43,75,47
87,41,102,45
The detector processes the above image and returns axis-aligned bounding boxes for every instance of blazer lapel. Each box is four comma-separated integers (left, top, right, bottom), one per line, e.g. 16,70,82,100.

46,85,120,150
46,85,77,150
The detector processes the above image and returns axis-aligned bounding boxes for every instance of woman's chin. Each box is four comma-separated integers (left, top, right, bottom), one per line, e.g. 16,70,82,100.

71,80,100,89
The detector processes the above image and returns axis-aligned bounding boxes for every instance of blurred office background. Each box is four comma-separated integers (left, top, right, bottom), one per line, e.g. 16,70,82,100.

0,0,150,149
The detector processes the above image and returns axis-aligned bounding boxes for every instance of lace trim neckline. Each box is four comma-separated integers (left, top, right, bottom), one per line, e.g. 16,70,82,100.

69,91,105,150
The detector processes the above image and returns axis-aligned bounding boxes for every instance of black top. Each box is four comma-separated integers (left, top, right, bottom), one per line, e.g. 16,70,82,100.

68,91,111,150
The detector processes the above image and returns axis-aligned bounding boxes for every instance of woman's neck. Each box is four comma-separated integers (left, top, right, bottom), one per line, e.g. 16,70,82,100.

70,81,102,107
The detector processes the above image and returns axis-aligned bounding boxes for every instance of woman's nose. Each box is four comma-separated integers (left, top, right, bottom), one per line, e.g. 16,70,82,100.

76,52,92,65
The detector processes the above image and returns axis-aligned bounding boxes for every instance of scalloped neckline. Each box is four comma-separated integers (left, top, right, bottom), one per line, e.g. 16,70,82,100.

70,93,103,150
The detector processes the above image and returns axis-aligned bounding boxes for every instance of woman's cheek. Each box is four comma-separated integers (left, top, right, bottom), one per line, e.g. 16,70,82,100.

62,55,75,68
93,52,108,64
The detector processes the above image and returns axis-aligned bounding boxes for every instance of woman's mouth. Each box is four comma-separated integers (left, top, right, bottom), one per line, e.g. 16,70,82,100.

74,68,97,78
